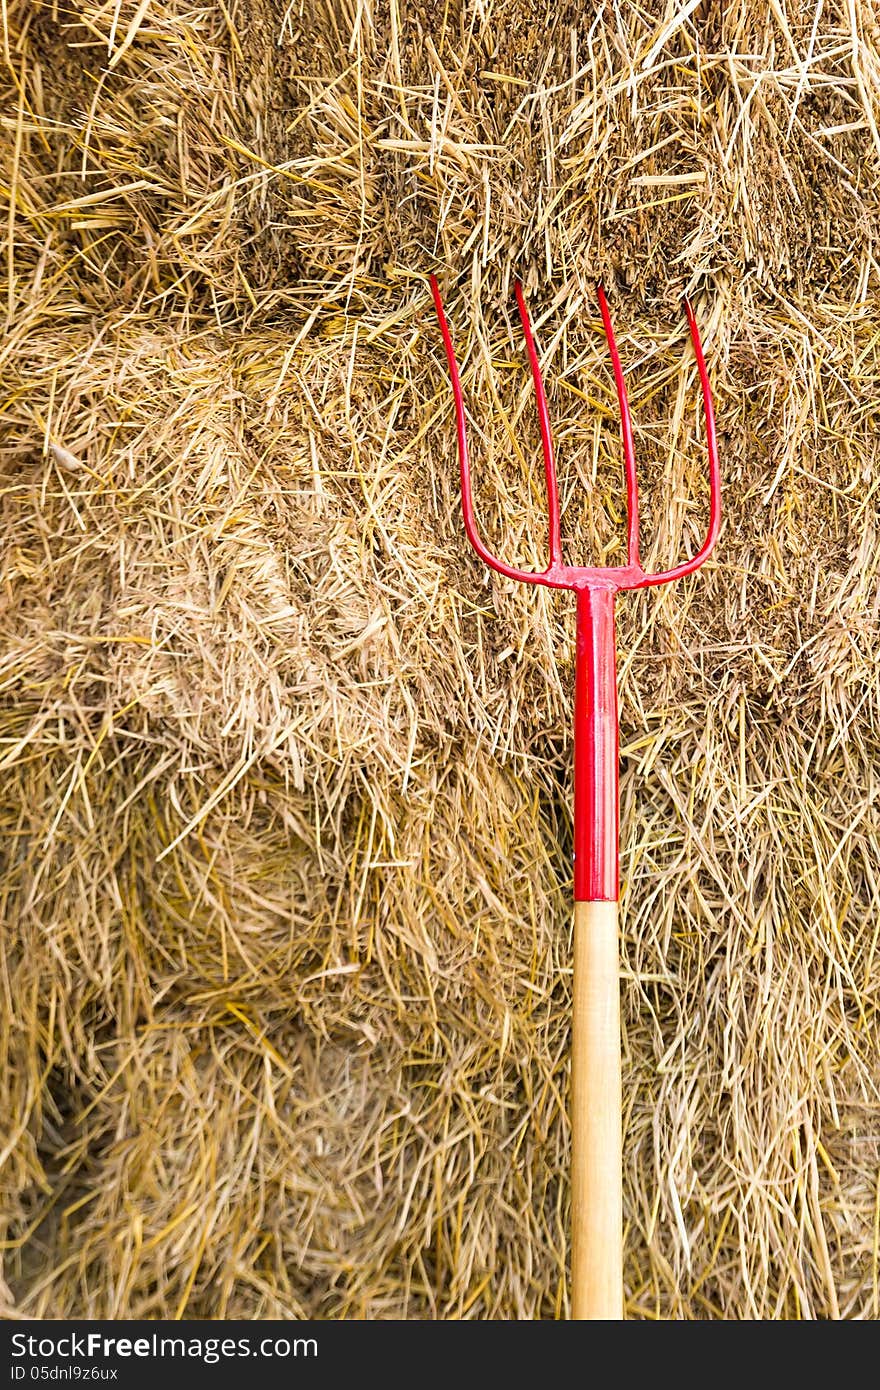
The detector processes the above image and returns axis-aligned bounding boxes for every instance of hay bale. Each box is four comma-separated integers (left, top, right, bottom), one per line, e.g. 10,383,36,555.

2,0,880,1318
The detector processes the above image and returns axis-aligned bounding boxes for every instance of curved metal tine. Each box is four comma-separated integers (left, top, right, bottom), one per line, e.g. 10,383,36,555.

514,283,562,568
597,285,640,570
635,296,721,588
429,276,548,587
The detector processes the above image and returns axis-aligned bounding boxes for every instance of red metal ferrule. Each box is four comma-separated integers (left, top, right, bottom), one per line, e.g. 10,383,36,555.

573,586,619,903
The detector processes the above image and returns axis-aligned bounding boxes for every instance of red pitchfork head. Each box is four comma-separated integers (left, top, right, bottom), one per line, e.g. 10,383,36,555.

429,276,720,593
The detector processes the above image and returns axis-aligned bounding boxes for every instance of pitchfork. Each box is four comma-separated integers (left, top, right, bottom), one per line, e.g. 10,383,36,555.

429,275,720,1320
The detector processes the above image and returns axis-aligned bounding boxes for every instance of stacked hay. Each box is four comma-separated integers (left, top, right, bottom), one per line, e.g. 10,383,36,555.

2,0,880,1319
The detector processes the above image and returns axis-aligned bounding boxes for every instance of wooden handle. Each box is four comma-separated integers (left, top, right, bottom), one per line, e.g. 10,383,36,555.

571,899,623,1319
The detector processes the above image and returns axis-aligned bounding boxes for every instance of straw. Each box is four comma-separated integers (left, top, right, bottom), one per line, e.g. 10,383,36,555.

2,0,880,1319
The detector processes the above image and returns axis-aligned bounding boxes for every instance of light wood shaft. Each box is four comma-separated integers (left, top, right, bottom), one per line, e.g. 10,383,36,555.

571,899,623,1319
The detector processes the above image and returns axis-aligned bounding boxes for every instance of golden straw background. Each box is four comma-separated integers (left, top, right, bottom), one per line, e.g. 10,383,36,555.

3,0,880,1319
